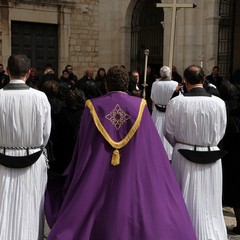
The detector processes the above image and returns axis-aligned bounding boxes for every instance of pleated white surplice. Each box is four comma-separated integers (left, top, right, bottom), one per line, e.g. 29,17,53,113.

0,157,48,240
164,94,228,240
151,79,178,160
0,80,51,240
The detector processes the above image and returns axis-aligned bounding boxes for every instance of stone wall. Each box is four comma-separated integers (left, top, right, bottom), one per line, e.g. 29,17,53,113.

0,0,100,78
68,0,99,78
0,0,236,78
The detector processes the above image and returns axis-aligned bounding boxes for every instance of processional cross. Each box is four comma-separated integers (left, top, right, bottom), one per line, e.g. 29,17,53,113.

156,0,196,71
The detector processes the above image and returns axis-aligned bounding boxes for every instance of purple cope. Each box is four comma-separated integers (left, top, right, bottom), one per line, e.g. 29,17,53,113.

45,92,196,240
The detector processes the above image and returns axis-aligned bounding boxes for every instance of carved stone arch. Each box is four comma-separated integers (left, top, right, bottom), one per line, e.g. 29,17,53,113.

130,0,164,74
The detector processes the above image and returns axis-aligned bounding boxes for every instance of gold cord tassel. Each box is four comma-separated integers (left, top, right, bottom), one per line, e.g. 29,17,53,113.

111,149,120,166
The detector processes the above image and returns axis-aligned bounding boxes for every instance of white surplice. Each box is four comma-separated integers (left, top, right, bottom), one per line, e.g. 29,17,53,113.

0,80,51,240
151,79,178,160
164,94,228,240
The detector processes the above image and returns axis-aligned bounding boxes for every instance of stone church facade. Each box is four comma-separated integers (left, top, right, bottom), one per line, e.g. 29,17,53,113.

0,0,239,79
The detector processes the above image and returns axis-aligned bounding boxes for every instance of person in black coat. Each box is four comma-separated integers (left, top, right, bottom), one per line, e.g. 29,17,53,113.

206,66,224,89
128,70,142,97
39,64,59,90
26,67,40,89
0,64,10,89
220,79,240,235
139,65,157,113
65,65,78,90
172,65,183,84
95,67,107,95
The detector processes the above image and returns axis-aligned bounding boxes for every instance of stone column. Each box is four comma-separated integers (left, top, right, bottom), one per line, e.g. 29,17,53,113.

58,6,71,75
204,0,221,74
0,2,10,65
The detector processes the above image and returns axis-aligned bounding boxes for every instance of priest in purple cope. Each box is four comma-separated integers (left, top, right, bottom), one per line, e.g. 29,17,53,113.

45,65,196,240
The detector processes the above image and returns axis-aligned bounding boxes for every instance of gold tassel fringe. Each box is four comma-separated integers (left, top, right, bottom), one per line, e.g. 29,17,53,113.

111,149,120,166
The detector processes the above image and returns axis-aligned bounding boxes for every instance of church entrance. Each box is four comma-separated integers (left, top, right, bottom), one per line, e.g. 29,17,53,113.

232,0,240,73
218,0,239,80
11,21,58,75
130,0,164,76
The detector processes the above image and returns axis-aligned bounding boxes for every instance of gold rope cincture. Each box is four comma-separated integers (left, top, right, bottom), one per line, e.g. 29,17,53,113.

86,99,146,166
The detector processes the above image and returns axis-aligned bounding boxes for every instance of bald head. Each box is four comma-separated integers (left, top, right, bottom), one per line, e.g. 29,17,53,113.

184,65,205,85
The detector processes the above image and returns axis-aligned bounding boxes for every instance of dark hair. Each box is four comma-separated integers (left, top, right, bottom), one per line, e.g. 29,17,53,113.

218,81,238,101
7,54,31,78
65,65,73,70
184,65,205,85
80,80,102,99
41,80,60,97
45,63,53,69
212,66,219,71
66,88,86,111
131,70,139,75
96,67,106,77
62,69,69,75
105,65,129,92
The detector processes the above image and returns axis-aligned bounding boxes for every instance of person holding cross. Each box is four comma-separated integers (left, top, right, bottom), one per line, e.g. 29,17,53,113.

156,0,196,70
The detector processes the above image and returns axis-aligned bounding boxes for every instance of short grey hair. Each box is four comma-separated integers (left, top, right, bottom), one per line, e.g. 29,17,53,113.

160,66,171,78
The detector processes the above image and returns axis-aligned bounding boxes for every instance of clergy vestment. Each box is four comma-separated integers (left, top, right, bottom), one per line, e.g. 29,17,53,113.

0,80,51,240
46,92,196,240
151,78,178,160
164,87,228,240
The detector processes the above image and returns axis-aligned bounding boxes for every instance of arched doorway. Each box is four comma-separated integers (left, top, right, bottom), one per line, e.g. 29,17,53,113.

232,0,240,73
131,0,164,75
218,0,239,80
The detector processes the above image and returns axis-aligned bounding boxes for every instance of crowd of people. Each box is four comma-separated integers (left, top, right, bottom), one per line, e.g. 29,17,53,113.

0,55,240,240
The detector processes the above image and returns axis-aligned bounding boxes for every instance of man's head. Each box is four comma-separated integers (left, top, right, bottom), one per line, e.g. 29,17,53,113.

7,54,31,79
172,65,177,72
105,65,129,92
65,64,73,74
131,70,139,83
184,65,204,85
212,66,219,76
85,68,94,79
62,69,69,79
160,66,171,79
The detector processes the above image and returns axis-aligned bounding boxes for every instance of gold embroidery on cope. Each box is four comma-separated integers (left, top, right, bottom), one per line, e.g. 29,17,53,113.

105,104,131,130
86,99,146,167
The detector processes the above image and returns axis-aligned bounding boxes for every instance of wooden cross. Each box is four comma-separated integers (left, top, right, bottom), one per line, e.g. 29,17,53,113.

156,0,196,71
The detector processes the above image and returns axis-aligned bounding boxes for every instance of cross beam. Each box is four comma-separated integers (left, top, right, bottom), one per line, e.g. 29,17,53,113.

156,0,196,71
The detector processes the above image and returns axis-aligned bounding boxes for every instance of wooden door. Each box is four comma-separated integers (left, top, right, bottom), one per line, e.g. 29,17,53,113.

11,21,58,75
